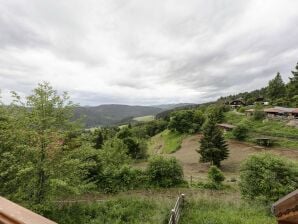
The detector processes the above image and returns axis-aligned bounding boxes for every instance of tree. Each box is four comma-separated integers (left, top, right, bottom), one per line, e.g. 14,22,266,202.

207,106,224,123
267,72,286,100
0,82,94,205
287,62,298,99
93,129,104,149
198,119,229,167
123,137,147,159
168,109,205,134
240,153,298,204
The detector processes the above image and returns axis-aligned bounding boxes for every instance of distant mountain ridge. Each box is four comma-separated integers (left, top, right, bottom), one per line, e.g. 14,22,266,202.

74,103,195,127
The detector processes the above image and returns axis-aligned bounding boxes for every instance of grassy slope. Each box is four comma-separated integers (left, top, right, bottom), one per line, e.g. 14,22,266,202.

45,189,275,224
133,115,155,122
149,129,186,154
225,111,298,149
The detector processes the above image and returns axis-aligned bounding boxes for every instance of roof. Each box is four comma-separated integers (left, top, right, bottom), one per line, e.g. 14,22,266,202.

292,109,298,114
272,190,298,224
217,123,236,129
0,197,57,224
264,108,283,113
274,107,296,113
245,109,255,112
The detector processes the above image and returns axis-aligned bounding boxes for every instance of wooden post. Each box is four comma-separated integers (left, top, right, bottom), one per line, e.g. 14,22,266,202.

171,209,176,224
181,194,185,207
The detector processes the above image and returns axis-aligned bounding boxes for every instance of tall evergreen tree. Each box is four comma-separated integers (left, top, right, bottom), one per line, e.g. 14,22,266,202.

198,119,229,167
287,62,298,99
267,72,286,100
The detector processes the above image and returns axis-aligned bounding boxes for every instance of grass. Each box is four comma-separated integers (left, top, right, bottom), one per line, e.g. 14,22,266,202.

149,129,186,154
42,189,275,224
43,197,171,224
180,199,275,224
225,111,298,149
133,115,155,122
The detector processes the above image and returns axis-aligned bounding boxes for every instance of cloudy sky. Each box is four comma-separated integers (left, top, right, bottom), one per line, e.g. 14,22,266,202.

0,0,298,106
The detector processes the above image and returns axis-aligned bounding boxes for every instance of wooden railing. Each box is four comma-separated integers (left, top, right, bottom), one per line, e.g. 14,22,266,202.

168,194,185,224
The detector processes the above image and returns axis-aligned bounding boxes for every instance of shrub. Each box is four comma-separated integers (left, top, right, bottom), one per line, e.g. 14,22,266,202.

232,124,249,140
147,156,184,187
205,166,225,189
253,109,265,120
239,153,298,204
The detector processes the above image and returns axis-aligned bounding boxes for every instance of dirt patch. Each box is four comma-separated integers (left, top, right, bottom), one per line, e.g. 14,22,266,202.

168,137,298,181
135,134,298,181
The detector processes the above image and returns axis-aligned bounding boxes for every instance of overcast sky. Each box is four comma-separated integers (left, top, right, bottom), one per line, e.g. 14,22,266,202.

0,0,298,106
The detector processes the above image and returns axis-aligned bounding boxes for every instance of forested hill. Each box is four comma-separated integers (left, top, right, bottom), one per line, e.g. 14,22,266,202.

74,104,163,127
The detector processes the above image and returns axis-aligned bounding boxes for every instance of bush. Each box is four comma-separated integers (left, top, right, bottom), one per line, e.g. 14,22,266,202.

232,124,249,140
147,156,184,187
253,109,265,120
205,166,225,189
239,153,298,204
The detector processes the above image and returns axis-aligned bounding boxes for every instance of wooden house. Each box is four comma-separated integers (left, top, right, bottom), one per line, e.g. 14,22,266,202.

0,196,57,224
272,189,298,224
229,99,246,108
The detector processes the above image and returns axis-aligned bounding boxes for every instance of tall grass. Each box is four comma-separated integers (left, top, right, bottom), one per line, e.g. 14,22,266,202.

180,199,275,224
161,130,186,153
42,197,171,224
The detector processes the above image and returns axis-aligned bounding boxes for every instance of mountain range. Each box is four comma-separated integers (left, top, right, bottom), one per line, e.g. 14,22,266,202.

74,103,195,127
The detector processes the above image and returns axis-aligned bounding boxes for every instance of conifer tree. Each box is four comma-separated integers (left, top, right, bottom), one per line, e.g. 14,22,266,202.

267,72,286,100
287,62,298,99
198,118,229,167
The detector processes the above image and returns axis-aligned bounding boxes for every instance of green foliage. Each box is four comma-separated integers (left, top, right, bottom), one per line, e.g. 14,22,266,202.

207,166,225,189
0,82,94,205
239,153,298,204
232,124,249,140
180,199,275,224
207,106,225,123
198,119,229,167
168,109,205,134
42,198,169,224
147,156,184,187
253,108,265,121
287,62,298,100
123,137,147,159
267,72,286,100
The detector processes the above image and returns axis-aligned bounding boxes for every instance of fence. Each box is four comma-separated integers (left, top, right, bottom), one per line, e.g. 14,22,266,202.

168,194,185,224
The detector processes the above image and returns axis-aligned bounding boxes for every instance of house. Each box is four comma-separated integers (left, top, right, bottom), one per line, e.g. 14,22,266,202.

229,99,246,108
272,189,298,224
264,107,298,119
217,123,236,132
0,196,57,224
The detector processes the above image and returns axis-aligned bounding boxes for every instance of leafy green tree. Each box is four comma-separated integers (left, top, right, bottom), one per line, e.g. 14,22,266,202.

147,156,184,187
168,109,204,134
239,153,298,204
0,83,94,205
198,119,229,167
267,72,286,100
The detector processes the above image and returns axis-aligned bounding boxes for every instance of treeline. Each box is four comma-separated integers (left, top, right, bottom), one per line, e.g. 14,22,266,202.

218,62,298,107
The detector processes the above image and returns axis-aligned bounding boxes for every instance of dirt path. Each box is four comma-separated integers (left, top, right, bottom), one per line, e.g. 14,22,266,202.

134,134,298,181
168,136,298,180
